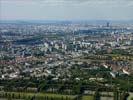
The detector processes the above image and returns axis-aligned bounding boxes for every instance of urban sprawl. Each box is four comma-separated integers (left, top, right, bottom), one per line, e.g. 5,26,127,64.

0,21,133,100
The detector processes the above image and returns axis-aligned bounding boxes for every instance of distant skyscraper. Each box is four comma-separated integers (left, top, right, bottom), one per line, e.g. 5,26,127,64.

107,22,110,27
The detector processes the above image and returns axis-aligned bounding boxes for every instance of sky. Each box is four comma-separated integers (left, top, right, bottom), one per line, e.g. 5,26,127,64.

0,0,133,20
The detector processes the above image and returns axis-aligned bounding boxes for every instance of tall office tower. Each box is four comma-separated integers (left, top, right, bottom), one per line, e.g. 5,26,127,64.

107,22,110,27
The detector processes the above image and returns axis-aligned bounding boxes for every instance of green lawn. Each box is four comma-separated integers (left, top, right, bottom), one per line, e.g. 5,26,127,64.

0,92,76,100
82,95,94,100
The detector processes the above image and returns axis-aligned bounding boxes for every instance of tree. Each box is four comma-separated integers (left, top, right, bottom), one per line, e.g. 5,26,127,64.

94,89,100,100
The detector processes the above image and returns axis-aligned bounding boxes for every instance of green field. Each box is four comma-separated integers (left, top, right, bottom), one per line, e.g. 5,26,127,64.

82,95,94,100
0,92,76,100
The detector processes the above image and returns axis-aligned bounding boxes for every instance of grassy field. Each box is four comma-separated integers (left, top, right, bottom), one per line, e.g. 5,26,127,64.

128,93,133,100
82,95,94,100
0,92,76,100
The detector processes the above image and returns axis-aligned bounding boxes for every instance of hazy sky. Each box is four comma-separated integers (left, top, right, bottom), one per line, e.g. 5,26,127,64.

0,0,133,20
